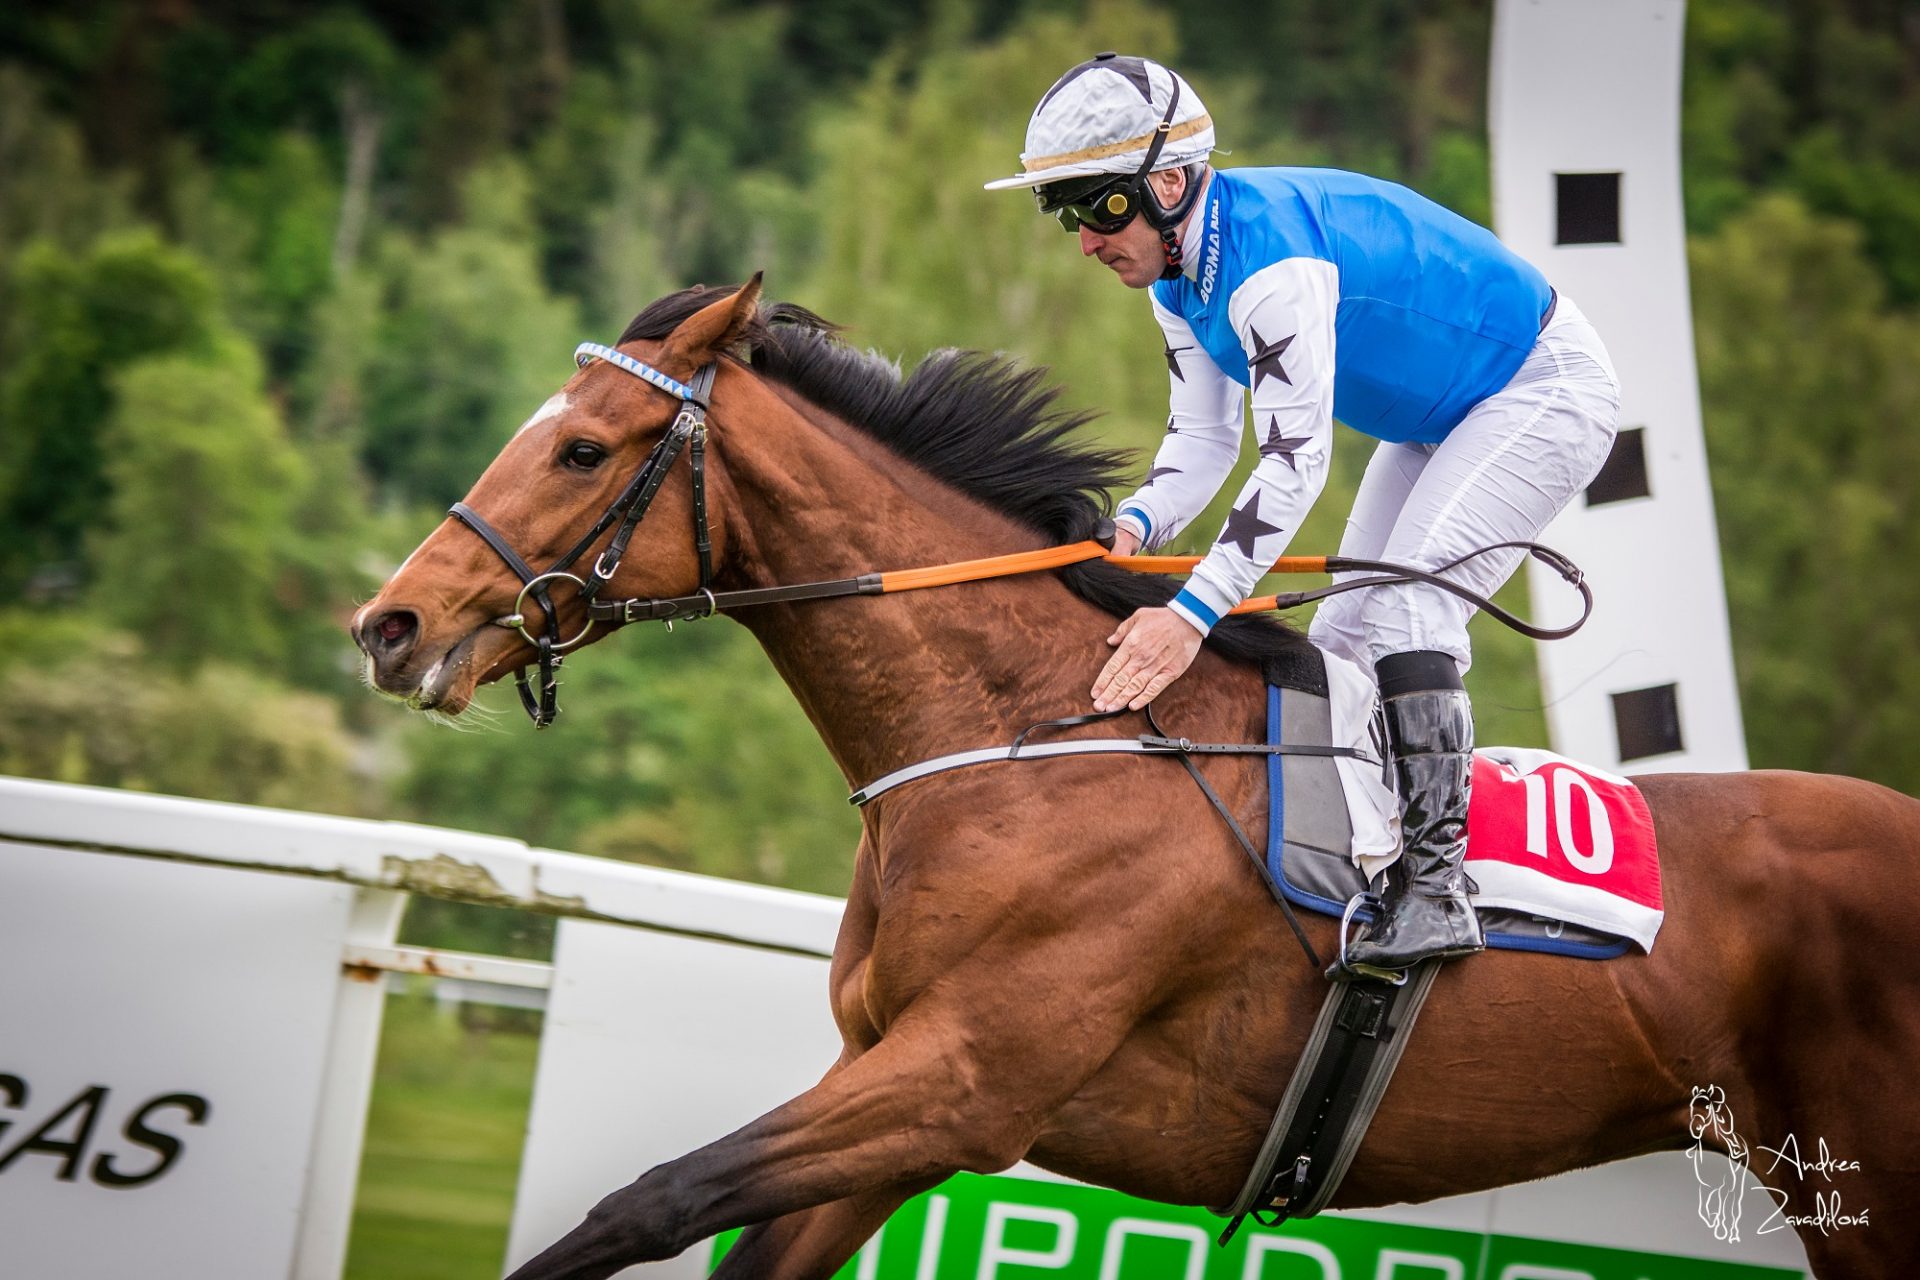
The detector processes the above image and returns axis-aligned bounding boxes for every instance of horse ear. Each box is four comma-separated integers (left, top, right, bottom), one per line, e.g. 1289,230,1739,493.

657,273,764,376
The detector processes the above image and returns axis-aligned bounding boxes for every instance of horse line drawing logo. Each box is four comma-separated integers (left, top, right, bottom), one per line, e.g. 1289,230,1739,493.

1688,1084,1754,1242
1688,1084,1869,1243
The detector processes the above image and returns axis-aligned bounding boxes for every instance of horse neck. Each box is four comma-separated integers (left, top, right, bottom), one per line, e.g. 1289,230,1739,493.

711,379,1111,788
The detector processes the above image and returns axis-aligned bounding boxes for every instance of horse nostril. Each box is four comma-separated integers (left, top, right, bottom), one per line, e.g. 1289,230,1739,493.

364,610,417,657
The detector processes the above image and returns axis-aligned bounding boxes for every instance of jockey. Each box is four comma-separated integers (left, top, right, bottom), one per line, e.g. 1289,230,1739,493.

986,54,1621,974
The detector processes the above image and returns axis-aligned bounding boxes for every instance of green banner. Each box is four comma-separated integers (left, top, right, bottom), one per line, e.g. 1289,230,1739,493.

712,1172,1802,1278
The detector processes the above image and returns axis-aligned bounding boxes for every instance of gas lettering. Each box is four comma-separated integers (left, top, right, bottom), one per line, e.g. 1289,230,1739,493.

0,1074,210,1188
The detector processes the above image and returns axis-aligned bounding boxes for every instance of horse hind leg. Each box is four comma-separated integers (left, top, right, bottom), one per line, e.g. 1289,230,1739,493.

1749,1111,1920,1277
1754,1144,1916,1280
1740,831,1920,1270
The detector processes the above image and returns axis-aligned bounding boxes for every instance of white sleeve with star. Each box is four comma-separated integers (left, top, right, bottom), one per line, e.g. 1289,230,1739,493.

1113,295,1245,551
1168,257,1339,634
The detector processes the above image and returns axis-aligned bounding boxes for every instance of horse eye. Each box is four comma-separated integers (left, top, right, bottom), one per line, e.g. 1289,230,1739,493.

564,442,607,470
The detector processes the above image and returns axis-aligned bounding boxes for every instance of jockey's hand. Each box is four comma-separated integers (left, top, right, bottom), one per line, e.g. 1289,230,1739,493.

1109,525,1142,557
1092,606,1204,712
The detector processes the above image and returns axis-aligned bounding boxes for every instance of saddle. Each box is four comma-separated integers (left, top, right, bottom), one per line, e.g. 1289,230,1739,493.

1218,668,1662,1238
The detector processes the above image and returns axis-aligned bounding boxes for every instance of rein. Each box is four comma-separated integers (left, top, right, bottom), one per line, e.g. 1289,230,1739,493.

592,538,1592,640
448,342,1594,729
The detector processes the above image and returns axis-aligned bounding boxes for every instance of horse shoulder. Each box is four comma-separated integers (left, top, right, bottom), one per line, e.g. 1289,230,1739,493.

851,763,1237,1030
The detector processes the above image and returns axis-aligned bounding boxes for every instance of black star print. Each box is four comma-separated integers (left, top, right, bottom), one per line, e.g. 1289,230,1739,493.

1164,344,1192,382
1248,328,1296,393
1164,413,1181,434
1258,416,1314,470
1144,466,1182,484
1220,491,1285,559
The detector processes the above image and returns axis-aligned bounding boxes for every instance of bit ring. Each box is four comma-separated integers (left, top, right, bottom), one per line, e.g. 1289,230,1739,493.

509,571,595,650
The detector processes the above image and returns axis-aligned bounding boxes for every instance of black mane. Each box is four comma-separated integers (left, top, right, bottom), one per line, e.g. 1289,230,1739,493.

618,286,1324,693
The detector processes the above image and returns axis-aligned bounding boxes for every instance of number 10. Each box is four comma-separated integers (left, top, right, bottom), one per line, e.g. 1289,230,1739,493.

1520,768,1615,874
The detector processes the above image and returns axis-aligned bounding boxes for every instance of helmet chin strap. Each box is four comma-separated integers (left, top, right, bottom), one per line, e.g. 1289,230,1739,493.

1152,218,1184,280
1127,77,1203,280
1141,163,1204,279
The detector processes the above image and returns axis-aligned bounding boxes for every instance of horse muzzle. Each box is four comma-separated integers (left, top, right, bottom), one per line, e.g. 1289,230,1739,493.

353,608,495,712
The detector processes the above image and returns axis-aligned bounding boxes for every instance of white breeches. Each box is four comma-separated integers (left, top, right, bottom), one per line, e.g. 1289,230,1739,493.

1308,295,1621,675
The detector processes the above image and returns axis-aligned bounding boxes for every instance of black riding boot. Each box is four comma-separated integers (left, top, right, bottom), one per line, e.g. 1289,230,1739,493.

1340,650,1485,973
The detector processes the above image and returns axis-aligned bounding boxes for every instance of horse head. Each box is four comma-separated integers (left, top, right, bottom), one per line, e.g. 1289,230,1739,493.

352,277,764,718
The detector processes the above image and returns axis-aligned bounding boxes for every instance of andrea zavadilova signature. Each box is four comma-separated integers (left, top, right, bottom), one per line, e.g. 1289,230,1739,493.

1687,1085,1869,1241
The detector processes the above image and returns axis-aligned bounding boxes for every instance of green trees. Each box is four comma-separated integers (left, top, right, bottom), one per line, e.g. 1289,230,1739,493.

397,627,859,893
354,162,582,508
1683,0,1920,302
93,341,305,671
0,634,366,816
796,4,1182,446
1691,195,1920,786
0,230,221,594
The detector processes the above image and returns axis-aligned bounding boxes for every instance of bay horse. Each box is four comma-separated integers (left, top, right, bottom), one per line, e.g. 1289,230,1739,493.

353,279,1920,1278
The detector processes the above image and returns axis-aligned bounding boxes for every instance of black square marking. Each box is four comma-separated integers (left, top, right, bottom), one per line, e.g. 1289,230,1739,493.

1556,172,1622,245
1586,427,1650,506
1612,683,1684,761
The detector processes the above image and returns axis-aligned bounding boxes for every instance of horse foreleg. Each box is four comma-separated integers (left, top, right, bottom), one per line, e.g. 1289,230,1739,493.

710,1178,940,1280
504,990,1136,1280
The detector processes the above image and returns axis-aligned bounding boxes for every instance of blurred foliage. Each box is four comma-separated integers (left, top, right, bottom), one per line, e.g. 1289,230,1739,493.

0,624,368,815
94,341,307,671
1,229,222,592
398,622,859,894
355,159,583,506
2,0,1918,944
1692,194,1920,782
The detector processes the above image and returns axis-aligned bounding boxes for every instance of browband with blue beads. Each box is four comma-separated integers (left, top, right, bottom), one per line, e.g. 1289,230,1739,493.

573,342,705,404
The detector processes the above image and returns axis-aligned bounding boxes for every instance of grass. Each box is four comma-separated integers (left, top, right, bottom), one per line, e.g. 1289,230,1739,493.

345,986,542,1280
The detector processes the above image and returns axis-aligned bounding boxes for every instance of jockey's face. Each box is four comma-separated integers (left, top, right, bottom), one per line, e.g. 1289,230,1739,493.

1076,166,1189,289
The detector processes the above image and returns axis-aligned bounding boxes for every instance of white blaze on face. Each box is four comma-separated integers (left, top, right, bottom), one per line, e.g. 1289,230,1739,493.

517,392,571,436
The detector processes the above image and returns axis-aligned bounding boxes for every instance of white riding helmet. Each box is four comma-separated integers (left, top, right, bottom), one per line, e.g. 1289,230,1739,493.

984,53,1213,192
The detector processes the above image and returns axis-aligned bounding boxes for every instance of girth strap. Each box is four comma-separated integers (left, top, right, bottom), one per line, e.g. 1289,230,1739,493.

851,705,1369,971
851,709,1365,805
1216,959,1444,1239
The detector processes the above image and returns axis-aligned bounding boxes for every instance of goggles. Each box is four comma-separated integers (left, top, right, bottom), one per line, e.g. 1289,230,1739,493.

1036,175,1143,234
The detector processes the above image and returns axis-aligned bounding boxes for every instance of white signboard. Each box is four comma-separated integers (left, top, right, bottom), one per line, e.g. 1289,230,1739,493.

0,843,356,1279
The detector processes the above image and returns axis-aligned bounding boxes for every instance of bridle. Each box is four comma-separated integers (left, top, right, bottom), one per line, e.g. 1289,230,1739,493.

447,343,718,728
443,340,1595,731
